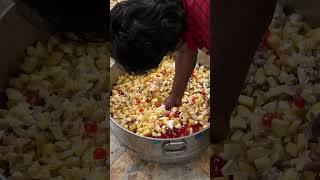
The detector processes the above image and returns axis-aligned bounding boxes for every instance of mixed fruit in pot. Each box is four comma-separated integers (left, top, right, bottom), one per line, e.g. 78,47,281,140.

0,37,109,179
110,56,210,138
211,6,320,180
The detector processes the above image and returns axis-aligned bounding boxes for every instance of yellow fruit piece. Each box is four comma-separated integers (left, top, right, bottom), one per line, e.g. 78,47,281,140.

281,168,299,180
238,161,256,179
238,95,254,108
223,143,244,160
285,142,298,157
246,147,269,162
254,156,272,171
297,133,308,152
271,119,290,137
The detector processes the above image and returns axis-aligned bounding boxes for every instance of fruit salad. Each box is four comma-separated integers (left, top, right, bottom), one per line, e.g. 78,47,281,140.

0,37,109,179
110,56,210,138
211,5,320,180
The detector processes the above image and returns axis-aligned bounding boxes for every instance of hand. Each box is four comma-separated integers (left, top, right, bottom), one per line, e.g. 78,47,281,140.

164,94,182,110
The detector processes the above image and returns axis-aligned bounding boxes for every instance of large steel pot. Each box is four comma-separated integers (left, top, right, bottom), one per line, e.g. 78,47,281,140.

110,59,210,163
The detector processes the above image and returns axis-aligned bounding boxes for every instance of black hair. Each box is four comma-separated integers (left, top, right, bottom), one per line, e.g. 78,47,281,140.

110,0,186,73
15,0,109,42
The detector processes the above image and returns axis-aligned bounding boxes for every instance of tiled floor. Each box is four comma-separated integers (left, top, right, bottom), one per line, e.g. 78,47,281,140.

110,131,210,180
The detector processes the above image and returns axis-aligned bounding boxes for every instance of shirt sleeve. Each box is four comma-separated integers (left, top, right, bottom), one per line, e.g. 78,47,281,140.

182,30,198,53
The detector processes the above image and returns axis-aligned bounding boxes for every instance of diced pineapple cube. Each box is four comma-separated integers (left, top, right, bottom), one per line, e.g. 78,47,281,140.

254,68,266,85
262,101,277,112
266,77,278,88
246,147,269,162
264,64,280,76
281,168,299,180
302,171,316,180
288,120,301,135
238,95,254,108
230,117,247,129
271,119,290,137
230,130,244,142
254,156,272,171
238,161,256,179
221,160,239,176
285,142,298,157
306,101,320,121
297,133,308,152
223,143,244,160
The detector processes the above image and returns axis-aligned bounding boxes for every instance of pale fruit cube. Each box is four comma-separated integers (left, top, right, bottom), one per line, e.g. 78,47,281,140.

281,168,299,180
306,101,320,121
238,95,254,108
303,171,316,180
297,133,307,152
291,155,312,171
254,156,272,171
265,86,286,98
271,143,284,164
246,147,269,162
271,119,290,137
266,77,278,88
212,177,230,180
231,130,244,142
236,105,251,118
221,160,239,176
238,161,256,179
288,121,301,135
254,68,266,85
264,64,280,76
223,143,244,160
285,143,298,157
233,172,249,180
277,101,290,113
262,101,277,112
230,117,247,129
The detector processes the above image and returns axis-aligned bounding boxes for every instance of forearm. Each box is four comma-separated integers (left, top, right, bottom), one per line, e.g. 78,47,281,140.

212,0,277,126
171,44,197,98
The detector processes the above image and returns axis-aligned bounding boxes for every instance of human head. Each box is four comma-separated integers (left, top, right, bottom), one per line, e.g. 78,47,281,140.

111,0,185,73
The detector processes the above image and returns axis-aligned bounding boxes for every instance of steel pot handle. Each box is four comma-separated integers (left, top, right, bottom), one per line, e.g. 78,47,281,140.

162,141,187,155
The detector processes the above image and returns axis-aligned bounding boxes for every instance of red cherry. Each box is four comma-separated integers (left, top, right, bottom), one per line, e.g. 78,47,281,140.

173,111,180,118
293,95,305,109
139,108,144,113
192,123,202,132
262,113,274,128
262,29,270,49
210,156,226,177
94,148,107,160
192,70,196,77
27,93,43,106
136,99,141,104
118,90,124,95
201,90,206,96
192,96,197,104
174,124,189,137
84,120,98,135
165,111,171,117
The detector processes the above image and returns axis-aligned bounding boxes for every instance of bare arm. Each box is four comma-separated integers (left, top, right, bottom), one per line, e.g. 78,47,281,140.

212,0,277,141
165,43,197,109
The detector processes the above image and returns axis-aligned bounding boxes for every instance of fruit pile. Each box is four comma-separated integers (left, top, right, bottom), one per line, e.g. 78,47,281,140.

110,56,210,138
211,6,320,180
0,37,109,179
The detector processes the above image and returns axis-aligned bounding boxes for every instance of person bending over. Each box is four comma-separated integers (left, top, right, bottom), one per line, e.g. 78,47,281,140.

110,0,210,109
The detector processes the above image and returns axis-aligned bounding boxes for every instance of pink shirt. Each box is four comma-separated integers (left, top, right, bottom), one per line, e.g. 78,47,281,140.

182,0,210,55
